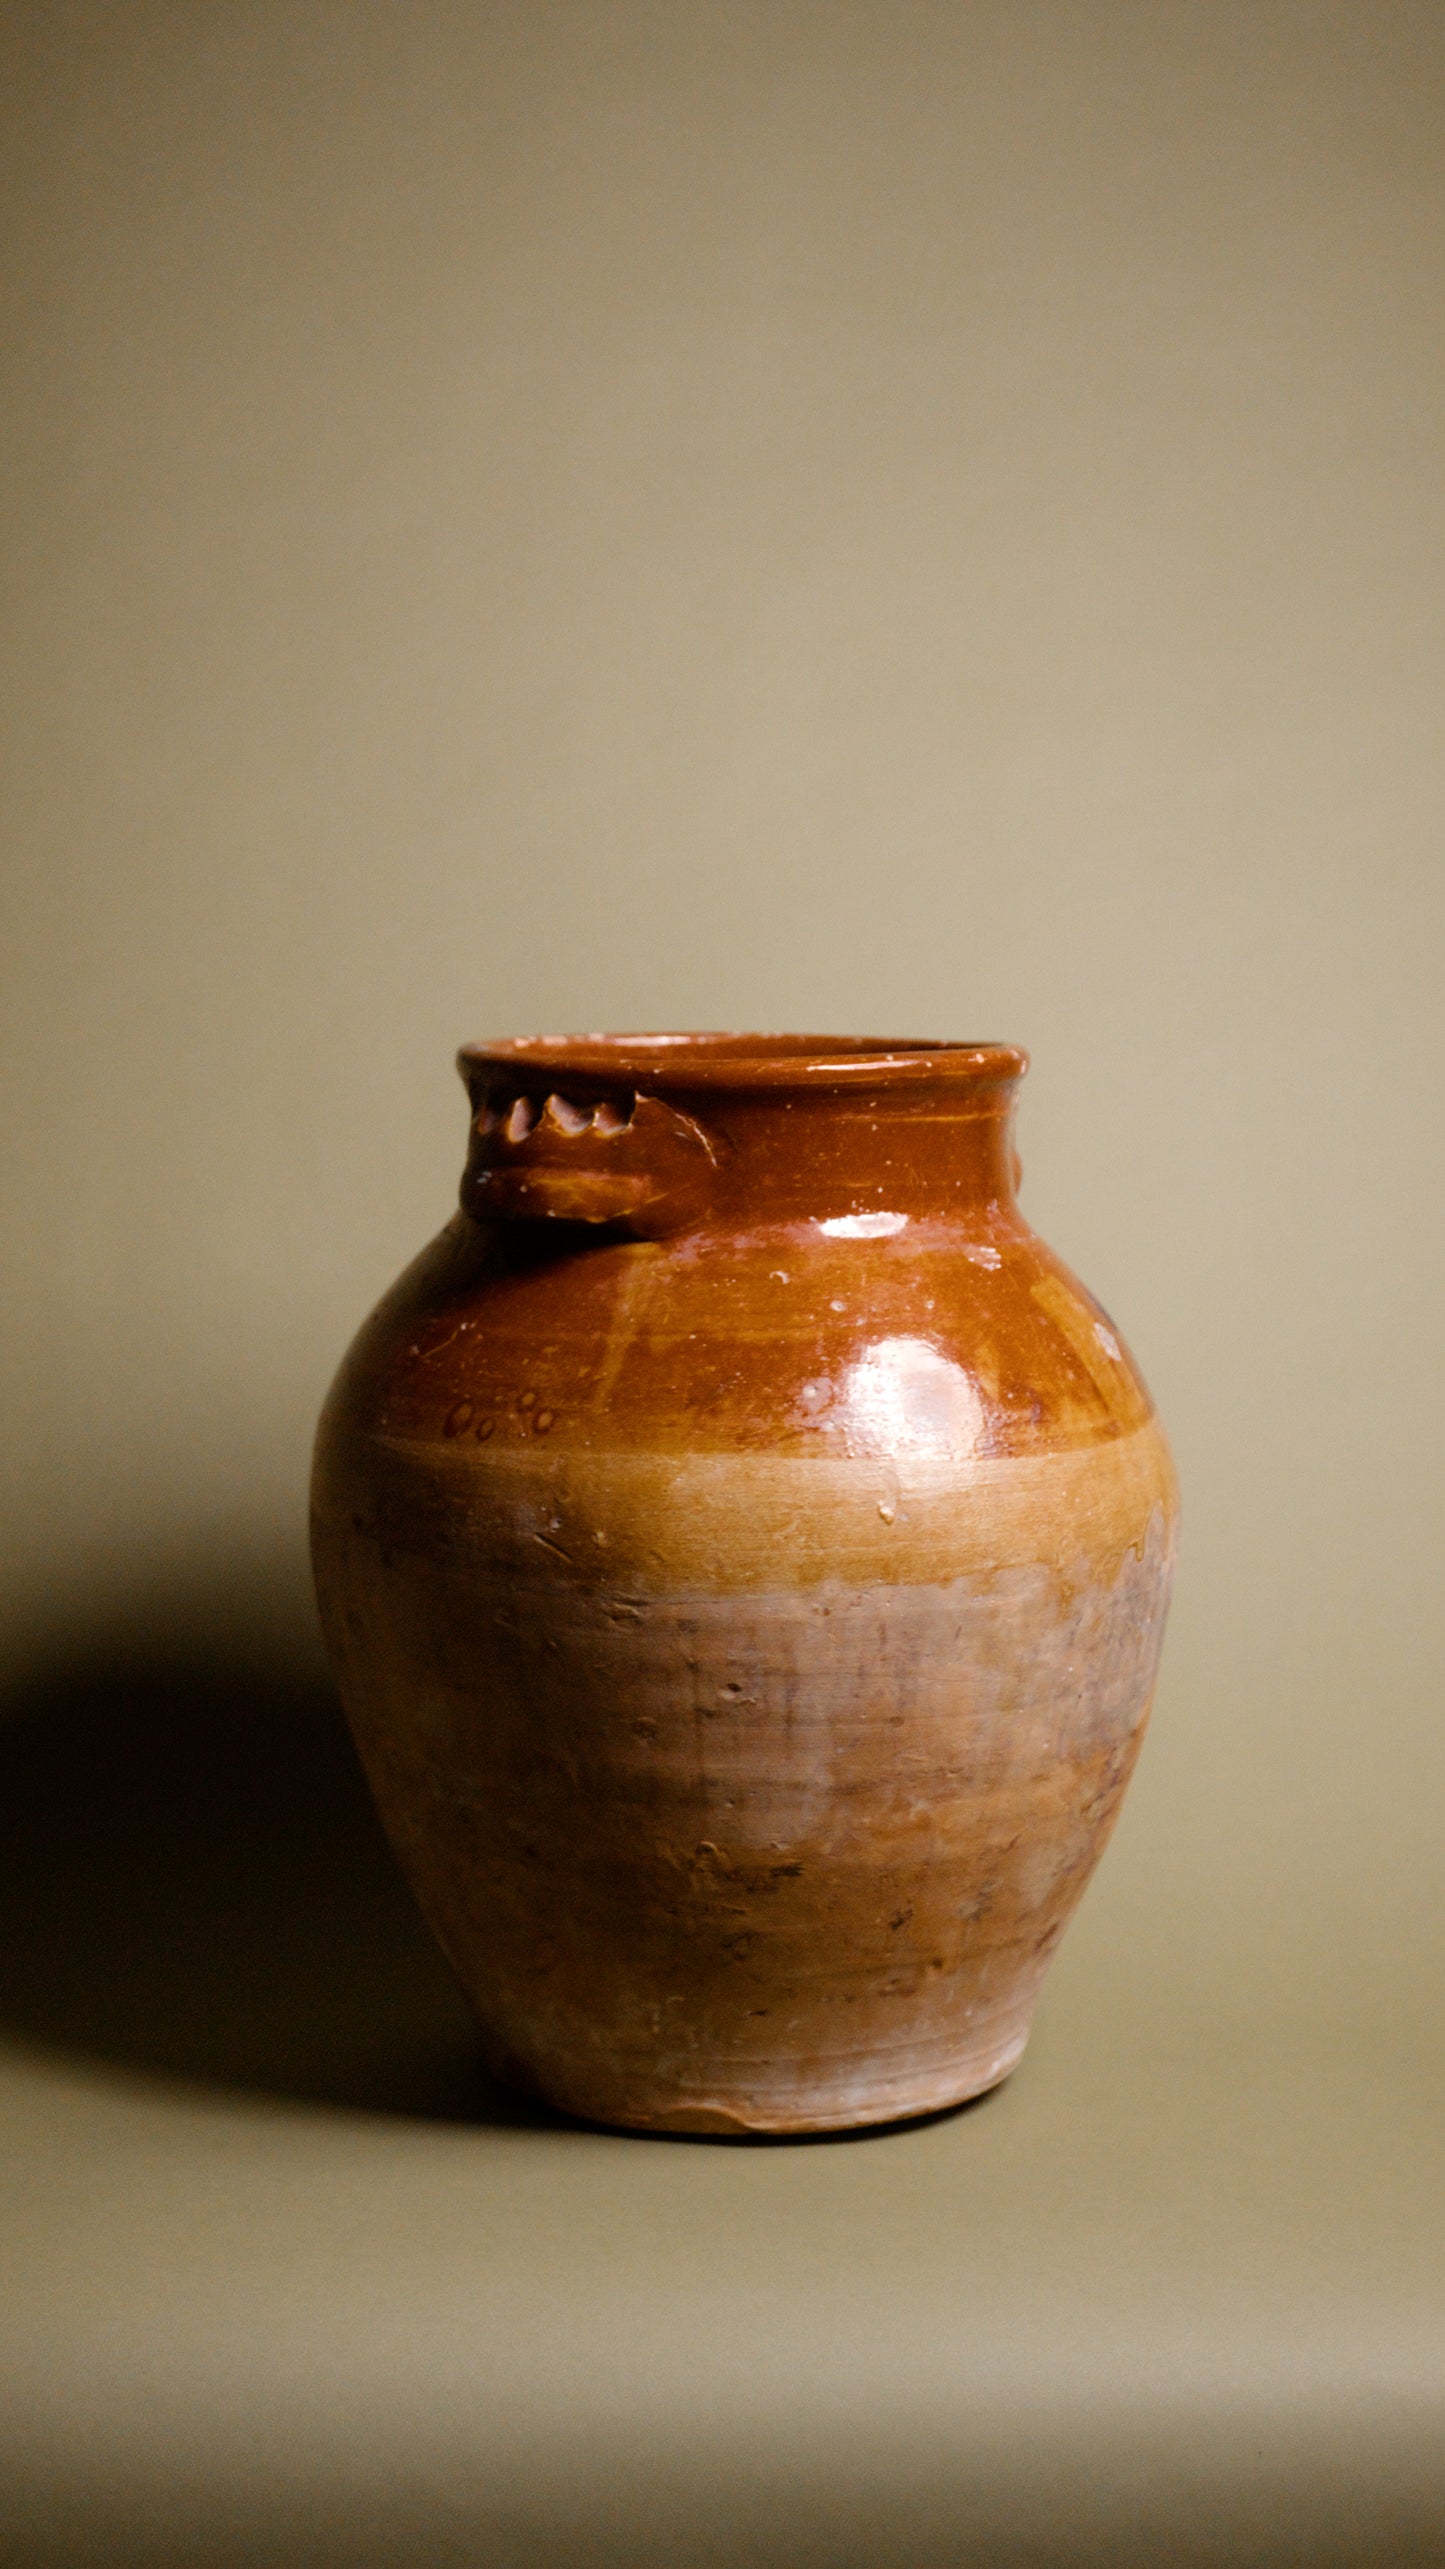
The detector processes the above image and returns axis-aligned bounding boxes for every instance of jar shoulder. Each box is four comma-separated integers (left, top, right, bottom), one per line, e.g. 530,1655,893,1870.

316,1210,1168,1473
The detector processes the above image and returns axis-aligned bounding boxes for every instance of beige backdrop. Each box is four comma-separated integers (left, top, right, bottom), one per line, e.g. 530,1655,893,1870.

2,6,1443,2562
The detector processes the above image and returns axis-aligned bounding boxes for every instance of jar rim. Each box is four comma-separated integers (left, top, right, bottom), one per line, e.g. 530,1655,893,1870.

458,1033,1028,1091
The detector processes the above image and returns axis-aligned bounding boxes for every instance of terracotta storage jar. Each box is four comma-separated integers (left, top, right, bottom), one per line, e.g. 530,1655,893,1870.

311,1035,1177,2133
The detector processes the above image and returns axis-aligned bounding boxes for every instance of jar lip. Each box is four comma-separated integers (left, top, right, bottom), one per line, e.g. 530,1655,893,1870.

458,1033,1028,1091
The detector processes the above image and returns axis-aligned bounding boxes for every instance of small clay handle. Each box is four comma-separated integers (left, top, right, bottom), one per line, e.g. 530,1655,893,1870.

459,1081,721,1237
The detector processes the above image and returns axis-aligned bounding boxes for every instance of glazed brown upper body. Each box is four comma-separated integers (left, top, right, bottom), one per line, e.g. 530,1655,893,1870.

312,1037,1177,2131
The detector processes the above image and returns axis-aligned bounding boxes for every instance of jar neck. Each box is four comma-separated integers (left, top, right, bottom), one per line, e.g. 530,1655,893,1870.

683,1082,1021,1224
458,1042,1026,1238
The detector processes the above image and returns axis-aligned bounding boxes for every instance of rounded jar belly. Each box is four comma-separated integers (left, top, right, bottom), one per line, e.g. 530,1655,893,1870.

313,1040,1178,2134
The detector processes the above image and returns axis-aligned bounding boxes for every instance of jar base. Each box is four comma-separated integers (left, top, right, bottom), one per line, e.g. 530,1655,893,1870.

492,2021,1034,2138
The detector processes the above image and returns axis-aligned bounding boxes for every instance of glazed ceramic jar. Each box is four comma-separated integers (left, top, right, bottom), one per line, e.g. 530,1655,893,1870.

311,1035,1176,2133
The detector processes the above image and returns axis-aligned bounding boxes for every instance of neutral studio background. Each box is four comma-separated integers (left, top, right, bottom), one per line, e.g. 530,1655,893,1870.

1,5,1443,2563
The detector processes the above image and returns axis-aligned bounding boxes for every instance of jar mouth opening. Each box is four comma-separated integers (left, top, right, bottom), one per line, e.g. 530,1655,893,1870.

458,1033,1027,1091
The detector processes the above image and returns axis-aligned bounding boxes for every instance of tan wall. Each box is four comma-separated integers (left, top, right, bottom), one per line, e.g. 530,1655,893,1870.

3,0,1443,2039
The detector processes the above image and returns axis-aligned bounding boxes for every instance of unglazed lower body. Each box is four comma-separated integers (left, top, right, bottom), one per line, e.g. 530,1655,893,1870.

313,1417,1176,2135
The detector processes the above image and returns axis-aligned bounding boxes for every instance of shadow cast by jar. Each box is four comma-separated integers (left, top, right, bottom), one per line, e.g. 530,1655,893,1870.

0,1636,564,2128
